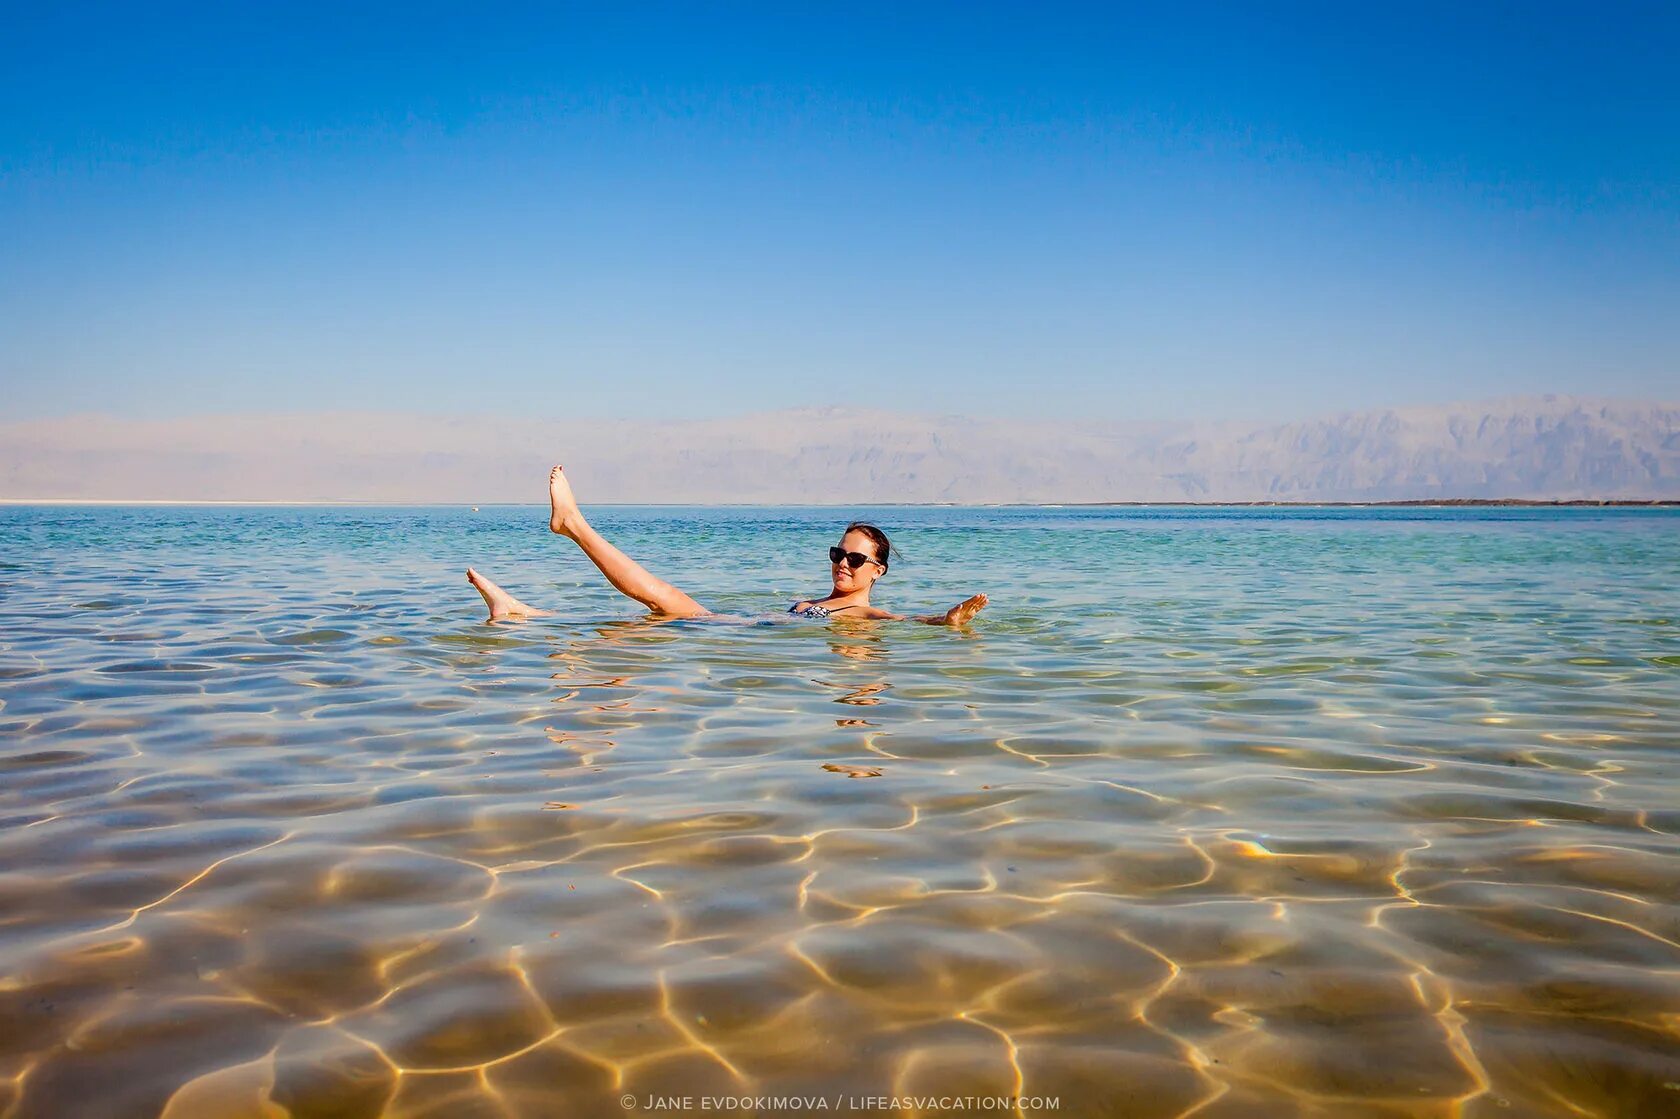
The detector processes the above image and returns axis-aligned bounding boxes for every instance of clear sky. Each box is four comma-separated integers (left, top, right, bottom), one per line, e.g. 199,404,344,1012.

2,2,1676,424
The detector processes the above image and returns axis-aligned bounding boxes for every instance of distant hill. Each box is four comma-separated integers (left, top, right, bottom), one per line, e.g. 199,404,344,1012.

2,395,1676,502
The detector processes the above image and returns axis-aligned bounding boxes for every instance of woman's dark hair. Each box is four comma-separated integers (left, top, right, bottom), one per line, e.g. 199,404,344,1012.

844,522,896,572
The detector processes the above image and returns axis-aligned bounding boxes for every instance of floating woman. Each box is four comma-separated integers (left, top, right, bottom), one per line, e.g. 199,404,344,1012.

465,467,988,626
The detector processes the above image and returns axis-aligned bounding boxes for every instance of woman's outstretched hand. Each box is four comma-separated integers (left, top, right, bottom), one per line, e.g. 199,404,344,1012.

903,593,989,625
938,593,988,626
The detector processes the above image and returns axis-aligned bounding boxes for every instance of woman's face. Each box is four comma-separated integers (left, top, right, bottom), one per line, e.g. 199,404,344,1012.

830,528,886,595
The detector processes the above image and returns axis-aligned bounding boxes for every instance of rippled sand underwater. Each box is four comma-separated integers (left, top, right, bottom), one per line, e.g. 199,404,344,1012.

2,504,1678,1119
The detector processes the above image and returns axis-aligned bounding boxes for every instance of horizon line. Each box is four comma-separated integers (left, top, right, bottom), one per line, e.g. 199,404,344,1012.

5,391,1679,428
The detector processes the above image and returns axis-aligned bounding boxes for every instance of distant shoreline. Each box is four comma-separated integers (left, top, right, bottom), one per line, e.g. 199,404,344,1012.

2,498,1676,508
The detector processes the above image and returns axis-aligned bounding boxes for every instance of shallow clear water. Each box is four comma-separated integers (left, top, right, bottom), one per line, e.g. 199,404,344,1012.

2,504,1677,1118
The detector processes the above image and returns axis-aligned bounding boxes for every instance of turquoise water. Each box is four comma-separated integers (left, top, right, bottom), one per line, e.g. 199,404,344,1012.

2,504,1678,1118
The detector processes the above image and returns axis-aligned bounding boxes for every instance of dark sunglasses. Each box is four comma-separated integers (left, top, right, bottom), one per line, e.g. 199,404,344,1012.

830,546,884,571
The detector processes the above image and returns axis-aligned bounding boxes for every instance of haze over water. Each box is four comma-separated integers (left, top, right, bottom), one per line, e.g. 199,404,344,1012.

2,503,1677,1118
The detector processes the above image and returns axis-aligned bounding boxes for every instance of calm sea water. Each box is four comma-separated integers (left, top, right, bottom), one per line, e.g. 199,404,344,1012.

2,504,1677,1119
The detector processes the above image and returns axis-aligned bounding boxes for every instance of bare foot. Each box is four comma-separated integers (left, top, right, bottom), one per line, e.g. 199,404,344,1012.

548,465,585,537
942,593,988,626
466,567,551,622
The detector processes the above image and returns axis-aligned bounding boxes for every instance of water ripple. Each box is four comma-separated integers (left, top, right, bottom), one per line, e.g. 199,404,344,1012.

1,504,1677,1117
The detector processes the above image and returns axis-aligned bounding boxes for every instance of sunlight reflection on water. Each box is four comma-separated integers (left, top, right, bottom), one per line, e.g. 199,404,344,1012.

1,504,1677,1117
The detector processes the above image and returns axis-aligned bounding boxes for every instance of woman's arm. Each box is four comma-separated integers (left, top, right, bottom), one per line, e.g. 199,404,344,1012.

866,593,988,625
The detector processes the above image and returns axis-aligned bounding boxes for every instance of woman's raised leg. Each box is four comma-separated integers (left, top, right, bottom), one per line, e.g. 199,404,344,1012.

546,466,709,618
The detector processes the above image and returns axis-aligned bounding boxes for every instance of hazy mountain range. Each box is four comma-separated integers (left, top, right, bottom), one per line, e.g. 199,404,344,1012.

3,395,1676,503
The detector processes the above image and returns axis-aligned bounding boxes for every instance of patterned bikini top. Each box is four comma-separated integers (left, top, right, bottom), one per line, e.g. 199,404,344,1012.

788,602,831,619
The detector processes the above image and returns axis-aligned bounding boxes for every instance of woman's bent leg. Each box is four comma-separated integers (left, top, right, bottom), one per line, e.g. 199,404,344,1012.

466,568,552,622
547,466,709,618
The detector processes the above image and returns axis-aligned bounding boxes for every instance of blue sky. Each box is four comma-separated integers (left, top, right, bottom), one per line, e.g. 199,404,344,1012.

2,2,1676,423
